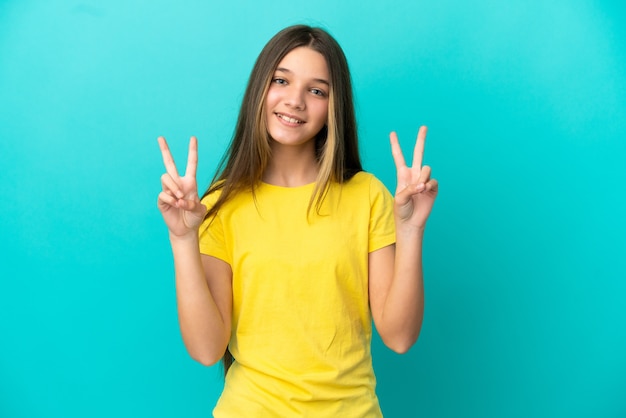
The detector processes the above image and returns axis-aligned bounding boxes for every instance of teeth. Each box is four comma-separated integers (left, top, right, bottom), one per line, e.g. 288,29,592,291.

278,114,303,124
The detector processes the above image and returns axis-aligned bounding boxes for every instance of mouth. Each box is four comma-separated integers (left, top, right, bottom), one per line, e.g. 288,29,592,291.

275,112,305,124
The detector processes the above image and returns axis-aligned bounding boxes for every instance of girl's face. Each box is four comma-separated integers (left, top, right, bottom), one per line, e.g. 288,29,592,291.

264,47,329,150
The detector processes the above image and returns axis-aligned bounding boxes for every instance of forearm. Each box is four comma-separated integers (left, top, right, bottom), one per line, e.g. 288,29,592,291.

170,233,230,365
379,226,425,353
379,124,437,352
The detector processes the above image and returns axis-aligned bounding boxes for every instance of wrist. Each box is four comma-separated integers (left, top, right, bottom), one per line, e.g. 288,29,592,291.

395,223,426,241
169,230,199,245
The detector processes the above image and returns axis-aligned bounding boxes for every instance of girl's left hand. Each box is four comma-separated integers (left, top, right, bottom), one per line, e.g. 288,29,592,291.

390,126,439,230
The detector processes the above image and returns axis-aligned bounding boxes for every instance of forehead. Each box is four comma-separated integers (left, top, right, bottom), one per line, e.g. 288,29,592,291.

275,47,329,81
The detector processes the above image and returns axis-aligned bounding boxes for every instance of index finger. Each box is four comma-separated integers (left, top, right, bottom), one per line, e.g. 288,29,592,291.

389,131,407,170
412,126,427,169
157,136,180,179
185,136,198,178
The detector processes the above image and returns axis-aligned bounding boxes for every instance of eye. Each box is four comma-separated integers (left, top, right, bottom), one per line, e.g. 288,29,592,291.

272,77,287,85
310,88,327,97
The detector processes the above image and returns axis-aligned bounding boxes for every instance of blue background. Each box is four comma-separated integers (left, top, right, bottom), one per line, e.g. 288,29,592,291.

1,1,625,417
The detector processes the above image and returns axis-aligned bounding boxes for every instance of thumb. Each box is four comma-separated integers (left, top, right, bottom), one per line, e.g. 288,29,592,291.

178,198,206,215
395,183,425,205
177,198,206,218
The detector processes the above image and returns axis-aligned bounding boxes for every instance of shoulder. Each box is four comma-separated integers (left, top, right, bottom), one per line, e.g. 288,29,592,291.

344,171,392,198
201,183,259,220
200,188,222,209
344,171,374,189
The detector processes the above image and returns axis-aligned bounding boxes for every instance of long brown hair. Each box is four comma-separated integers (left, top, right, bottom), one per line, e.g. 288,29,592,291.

202,25,363,374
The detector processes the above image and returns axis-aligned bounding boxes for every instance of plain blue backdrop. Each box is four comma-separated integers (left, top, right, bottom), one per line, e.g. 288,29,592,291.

1,1,625,417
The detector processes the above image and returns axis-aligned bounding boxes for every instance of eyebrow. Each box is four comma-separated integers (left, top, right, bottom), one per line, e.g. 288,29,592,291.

275,67,330,86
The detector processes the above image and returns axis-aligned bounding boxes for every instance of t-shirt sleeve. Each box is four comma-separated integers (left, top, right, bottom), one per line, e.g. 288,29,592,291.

198,191,231,264
368,175,396,252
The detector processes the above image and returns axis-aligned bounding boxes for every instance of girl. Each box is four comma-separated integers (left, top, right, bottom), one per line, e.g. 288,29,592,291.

157,25,438,417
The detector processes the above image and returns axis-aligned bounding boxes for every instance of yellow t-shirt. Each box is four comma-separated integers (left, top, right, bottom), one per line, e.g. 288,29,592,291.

199,171,396,417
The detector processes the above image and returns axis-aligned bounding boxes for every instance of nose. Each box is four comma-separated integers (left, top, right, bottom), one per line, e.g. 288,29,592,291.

284,87,305,110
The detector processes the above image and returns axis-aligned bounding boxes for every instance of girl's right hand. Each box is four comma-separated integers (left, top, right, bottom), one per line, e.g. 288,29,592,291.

157,136,207,238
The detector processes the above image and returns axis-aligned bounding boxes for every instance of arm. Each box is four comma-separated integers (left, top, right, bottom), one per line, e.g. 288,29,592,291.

157,136,232,366
170,236,232,366
369,126,438,353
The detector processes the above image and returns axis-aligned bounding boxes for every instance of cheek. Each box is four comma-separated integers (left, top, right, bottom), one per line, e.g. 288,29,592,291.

264,90,277,111
312,103,329,126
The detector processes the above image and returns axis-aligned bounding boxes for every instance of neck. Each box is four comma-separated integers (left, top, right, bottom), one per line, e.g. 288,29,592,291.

263,141,318,187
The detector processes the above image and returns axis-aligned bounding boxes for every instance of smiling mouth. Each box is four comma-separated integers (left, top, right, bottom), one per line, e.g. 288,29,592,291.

276,113,305,124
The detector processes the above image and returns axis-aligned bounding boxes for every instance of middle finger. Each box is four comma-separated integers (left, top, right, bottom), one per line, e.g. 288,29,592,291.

158,136,181,180
412,126,427,170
